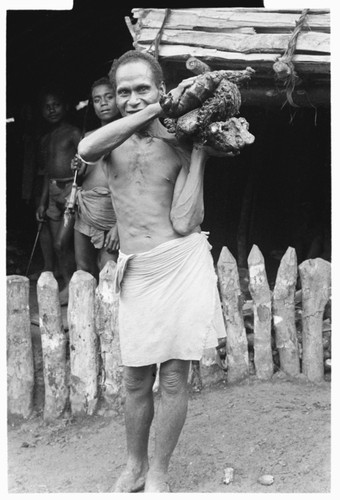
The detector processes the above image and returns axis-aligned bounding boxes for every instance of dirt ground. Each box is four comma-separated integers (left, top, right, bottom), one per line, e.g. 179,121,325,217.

7,370,331,494
7,298,333,496
6,231,332,495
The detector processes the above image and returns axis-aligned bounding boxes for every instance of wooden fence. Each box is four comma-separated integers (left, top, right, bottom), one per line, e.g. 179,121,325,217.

7,245,331,422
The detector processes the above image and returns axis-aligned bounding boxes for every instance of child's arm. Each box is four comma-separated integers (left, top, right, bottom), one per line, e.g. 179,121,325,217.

104,224,120,253
36,174,49,222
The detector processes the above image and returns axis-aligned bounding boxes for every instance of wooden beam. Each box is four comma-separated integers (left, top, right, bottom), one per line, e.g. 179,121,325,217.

131,8,330,33
135,43,330,75
135,29,330,55
240,85,330,108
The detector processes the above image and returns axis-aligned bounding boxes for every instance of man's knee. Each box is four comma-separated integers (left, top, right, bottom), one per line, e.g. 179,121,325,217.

159,360,190,396
123,365,156,396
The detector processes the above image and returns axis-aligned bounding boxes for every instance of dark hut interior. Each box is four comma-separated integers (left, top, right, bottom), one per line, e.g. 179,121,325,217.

6,2,330,284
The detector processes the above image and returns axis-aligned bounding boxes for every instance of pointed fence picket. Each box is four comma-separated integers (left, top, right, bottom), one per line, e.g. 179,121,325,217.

6,245,332,420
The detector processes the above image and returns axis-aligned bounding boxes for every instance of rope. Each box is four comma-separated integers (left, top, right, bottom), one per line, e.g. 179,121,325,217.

273,8,310,107
147,8,171,60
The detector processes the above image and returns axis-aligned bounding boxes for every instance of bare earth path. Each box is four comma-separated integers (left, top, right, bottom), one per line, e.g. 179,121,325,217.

7,374,331,494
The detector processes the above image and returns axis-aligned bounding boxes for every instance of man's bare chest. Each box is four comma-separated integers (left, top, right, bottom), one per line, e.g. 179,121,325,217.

113,138,181,185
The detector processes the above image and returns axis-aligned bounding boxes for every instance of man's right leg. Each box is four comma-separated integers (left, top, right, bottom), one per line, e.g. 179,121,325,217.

114,364,156,492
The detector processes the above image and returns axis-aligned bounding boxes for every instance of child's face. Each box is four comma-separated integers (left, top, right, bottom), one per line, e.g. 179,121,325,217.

41,94,67,124
92,84,118,124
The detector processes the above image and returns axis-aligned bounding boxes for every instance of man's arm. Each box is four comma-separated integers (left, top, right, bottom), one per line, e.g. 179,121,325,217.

78,103,162,163
170,143,208,235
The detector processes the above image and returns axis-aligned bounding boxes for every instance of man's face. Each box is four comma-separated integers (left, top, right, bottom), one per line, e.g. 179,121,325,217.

115,61,163,117
92,83,118,125
41,94,66,124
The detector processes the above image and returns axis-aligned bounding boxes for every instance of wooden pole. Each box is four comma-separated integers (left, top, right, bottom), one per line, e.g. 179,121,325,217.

299,258,331,383
217,246,249,383
200,347,226,386
68,270,99,416
95,261,124,407
37,272,69,421
248,245,273,380
7,275,34,419
272,247,300,377
237,171,255,268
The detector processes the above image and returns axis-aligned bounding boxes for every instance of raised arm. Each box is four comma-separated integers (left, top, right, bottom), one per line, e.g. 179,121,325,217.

170,143,209,235
78,103,162,163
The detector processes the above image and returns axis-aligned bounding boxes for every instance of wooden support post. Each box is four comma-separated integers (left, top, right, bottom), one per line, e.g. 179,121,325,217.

95,261,124,407
68,271,99,416
200,347,226,386
37,272,69,421
299,258,331,383
272,247,300,377
248,245,273,380
217,246,249,383
7,275,34,419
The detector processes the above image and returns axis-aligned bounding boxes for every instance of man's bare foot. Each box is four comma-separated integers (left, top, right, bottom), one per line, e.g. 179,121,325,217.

144,470,171,492
59,286,69,306
113,465,148,493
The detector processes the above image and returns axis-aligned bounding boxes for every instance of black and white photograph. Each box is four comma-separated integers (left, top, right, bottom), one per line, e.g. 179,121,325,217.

4,0,335,495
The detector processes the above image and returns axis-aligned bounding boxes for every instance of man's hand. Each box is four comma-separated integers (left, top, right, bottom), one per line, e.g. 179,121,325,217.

166,76,198,106
104,225,119,253
71,154,87,177
36,204,46,222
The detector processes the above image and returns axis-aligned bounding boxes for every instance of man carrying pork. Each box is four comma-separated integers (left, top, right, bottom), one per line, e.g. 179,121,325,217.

78,50,246,493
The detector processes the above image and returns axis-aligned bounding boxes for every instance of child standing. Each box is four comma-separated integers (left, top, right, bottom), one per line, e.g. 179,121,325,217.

72,77,120,281
36,87,82,304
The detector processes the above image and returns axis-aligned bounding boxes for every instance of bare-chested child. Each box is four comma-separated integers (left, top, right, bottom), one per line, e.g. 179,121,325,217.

36,87,82,304
71,77,119,281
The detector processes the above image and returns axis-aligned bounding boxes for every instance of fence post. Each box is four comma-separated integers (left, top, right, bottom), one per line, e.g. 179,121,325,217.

37,271,69,421
299,258,331,383
95,261,124,408
217,246,249,383
7,275,34,419
68,270,99,416
248,245,273,380
273,247,300,377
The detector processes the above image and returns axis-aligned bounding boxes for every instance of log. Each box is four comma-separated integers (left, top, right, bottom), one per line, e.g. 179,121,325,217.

68,271,99,416
247,245,273,380
237,171,255,268
135,43,330,76
186,56,211,75
37,272,69,421
217,246,249,383
7,275,34,419
200,346,226,386
272,247,300,377
299,258,331,383
95,261,124,407
135,29,329,55
131,8,330,33
240,85,330,108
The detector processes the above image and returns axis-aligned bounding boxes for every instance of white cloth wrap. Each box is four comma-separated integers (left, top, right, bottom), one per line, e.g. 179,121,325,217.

114,232,225,367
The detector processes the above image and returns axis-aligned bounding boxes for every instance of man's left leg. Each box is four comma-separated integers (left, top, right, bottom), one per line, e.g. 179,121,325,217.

145,358,190,492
